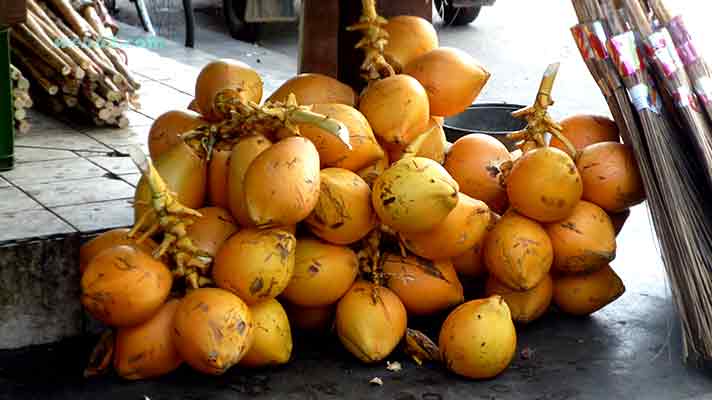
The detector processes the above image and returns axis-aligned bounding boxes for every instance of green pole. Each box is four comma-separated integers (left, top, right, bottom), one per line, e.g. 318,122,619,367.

0,26,14,171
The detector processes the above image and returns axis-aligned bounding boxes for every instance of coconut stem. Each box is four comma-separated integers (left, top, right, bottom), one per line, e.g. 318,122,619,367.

127,146,213,289
507,63,578,158
84,330,115,378
347,0,395,81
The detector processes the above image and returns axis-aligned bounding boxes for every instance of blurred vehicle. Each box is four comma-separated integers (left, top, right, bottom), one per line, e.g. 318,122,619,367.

434,0,496,25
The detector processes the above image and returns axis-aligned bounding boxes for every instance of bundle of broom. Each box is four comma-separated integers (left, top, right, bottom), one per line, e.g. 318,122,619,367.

10,64,33,134
10,0,140,128
570,0,712,365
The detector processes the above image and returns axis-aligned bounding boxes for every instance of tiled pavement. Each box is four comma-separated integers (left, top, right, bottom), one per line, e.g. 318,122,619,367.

0,23,288,245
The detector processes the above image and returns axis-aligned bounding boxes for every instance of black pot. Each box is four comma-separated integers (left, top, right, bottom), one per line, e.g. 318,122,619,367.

443,103,527,151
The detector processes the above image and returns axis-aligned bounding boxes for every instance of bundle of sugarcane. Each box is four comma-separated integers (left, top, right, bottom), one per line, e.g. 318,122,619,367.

9,0,140,128
10,64,33,134
570,0,712,365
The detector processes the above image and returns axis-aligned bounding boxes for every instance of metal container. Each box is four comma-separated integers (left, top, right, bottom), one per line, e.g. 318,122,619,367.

443,103,527,151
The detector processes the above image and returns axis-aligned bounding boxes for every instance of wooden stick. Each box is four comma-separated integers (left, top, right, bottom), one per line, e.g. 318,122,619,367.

81,4,113,39
47,0,95,38
103,47,141,91
83,84,107,108
25,12,86,80
16,120,31,134
93,0,119,36
64,95,78,108
16,77,30,91
30,8,93,72
12,24,72,76
117,116,129,129
15,57,60,96
11,47,61,95
10,64,21,81
14,108,27,120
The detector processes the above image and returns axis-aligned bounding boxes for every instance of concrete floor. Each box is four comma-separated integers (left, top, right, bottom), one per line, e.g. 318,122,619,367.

1,1,712,399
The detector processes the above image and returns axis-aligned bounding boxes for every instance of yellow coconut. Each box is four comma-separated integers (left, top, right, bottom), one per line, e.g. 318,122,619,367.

506,147,582,223
444,134,512,214
244,137,321,227
195,59,263,121
439,296,517,379
173,288,254,375
401,193,490,260
335,281,407,363
227,134,272,227
298,104,384,171
185,207,239,258
305,168,378,245
79,228,157,274
546,201,616,273
284,302,335,333
266,73,357,106
372,157,459,233
357,156,389,188
383,16,439,73
385,117,447,164
207,145,232,209
134,141,207,227
213,228,296,304
81,245,172,327
404,47,490,117
240,299,293,368
114,299,183,380
483,210,553,291
147,110,205,160
358,74,430,145
281,238,359,307
382,254,464,316
551,114,620,154
452,211,500,278
485,274,553,324
552,265,625,316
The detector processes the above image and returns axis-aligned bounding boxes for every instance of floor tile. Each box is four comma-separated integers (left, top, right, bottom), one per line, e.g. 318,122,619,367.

124,110,155,127
119,173,142,187
84,125,152,148
23,110,75,132
13,147,79,163
0,177,10,188
87,156,139,176
15,132,112,153
0,209,76,243
131,81,194,119
0,187,43,213
52,199,135,233
22,176,135,208
1,158,106,185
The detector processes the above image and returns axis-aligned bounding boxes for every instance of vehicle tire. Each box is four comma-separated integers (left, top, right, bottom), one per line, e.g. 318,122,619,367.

434,0,482,26
224,0,259,42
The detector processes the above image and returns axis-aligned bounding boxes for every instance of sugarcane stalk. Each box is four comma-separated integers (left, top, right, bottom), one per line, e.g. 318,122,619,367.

12,24,72,77
11,49,60,95
47,0,95,38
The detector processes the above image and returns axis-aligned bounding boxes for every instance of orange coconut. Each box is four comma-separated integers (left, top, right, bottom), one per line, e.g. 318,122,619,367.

227,134,272,227
195,59,262,121
484,210,553,291
213,228,296,304
452,211,500,278
404,47,490,117
552,265,625,316
506,147,582,223
173,288,254,375
551,114,620,155
281,238,358,307
240,299,292,368
207,146,232,209
485,274,553,324
383,254,464,316
357,155,389,188
372,157,459,233
185,207,239,258
147,110,205,159
384,117,447,164
79,228,157,274
284,302,335,333
335,281,407,363
444,134,512,214
266,73,357,106
298,104,384,171
546,201,616,273
114,299,183,380
401,193,490,260
359,74,430,145
439,296,517,379
383,16,439,73
244,137,321,227
81,245,172,327
305,168,377,245
609,209,631,236
134,141,207,226
576,142,646,213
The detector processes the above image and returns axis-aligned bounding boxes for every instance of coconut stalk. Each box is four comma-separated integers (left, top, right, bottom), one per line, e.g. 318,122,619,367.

346,0,395,82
